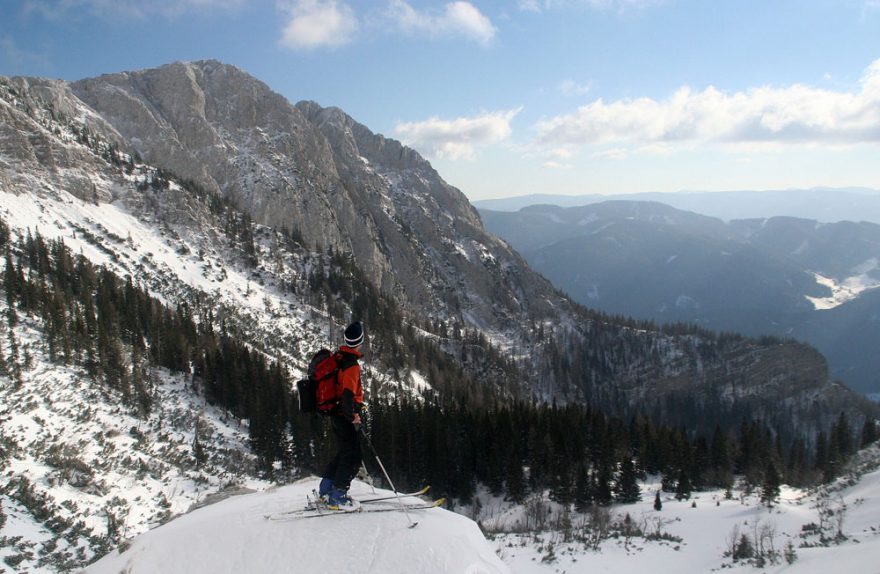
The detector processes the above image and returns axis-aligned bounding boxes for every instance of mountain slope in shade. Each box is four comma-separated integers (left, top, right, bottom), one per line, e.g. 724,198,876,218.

480,201,880,394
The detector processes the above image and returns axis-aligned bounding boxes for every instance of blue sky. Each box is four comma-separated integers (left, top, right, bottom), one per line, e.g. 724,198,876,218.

2,0,880,201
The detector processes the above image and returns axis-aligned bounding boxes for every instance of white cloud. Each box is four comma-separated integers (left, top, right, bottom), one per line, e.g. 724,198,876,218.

394,108,522,160
542,160,572,169
383,1,497,45
279,0,358,50
549,147,574,159
534,58,880,153
519,0,663,13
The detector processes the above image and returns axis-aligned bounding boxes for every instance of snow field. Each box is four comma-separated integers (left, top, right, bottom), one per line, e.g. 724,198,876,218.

84,479,510,574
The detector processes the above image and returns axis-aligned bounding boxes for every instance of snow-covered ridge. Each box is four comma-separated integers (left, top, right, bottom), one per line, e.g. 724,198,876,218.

83,480,509,574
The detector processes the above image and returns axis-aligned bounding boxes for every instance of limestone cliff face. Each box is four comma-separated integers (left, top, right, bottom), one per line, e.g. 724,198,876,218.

70,60,560,329
71,62,347,251
0,76,125,203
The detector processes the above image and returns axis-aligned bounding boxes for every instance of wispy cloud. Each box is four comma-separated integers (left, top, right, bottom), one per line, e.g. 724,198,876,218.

518,0,543,12
0,34,50,72
534,58,880,154
382,1,497,45
22,0,244,20
276,1,495,51
394,108,522,160
559,79,592,97
519,0,663,13
278,0,358,51
542,160,572,169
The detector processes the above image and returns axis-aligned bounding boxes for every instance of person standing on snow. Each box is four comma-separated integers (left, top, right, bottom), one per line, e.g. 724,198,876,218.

318,321,365,508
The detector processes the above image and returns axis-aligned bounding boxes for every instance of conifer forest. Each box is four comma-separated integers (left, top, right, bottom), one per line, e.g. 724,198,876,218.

1,216,874,511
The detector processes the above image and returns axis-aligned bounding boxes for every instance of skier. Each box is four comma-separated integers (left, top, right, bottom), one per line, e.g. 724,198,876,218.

318,321,365,509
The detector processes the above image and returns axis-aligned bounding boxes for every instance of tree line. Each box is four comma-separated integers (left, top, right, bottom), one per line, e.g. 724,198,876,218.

348,397,877,507
1,217,875,507
0,220,288,472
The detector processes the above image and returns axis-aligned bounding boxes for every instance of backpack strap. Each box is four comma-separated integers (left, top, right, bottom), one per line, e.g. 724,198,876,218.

335,351,359,372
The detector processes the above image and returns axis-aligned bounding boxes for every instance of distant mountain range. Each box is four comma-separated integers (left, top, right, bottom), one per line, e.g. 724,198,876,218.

474,188,880,225
479,201,880,394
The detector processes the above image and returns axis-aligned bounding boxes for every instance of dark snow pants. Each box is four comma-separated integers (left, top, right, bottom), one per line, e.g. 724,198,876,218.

322,415,362,492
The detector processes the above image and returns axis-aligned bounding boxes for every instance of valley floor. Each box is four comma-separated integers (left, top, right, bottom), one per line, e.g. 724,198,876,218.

480,448,880,573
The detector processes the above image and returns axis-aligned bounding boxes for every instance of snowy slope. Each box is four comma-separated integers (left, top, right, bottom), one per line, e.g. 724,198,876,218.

75,447,880,574
484,445,880,574
0,297,269,571
84,479,509,574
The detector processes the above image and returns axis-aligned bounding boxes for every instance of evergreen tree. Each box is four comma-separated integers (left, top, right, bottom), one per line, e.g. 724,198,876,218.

710,425,732,486
574,463,594,511
833,412,854,459
733,533,754,561
786,438,808,487
595,463,613,506
674,466,692,501
614,454,641,503
823,428,841,482
653,490,662,511
861,419,879,448
504,448,527,503
815,431,828,475
761,459,781,507
193,430,207,469
3,215,869,508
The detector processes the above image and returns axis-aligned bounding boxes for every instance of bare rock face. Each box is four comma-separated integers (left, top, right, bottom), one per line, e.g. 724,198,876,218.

71,61,344,247
71,61,556,328
0,76,125,203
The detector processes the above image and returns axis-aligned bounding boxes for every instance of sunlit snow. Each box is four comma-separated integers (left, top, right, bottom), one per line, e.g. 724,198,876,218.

84,480,508,574
806,262,880,310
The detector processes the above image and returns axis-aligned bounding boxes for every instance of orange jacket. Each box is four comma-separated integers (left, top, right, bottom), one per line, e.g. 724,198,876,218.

337,346,363,418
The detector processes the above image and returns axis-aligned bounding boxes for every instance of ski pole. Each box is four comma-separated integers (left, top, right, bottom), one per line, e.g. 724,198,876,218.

359,427,418,529
360,461,377,494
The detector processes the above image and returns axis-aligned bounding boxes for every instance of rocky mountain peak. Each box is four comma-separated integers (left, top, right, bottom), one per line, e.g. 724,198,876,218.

295,100,431,173
68,61,513,324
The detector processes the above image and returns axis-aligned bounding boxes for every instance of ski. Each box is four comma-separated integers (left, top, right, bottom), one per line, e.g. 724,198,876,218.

300,497,444,518
358,485,431,504
337,498,444,516
266,497,444,521
270,485,431,518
